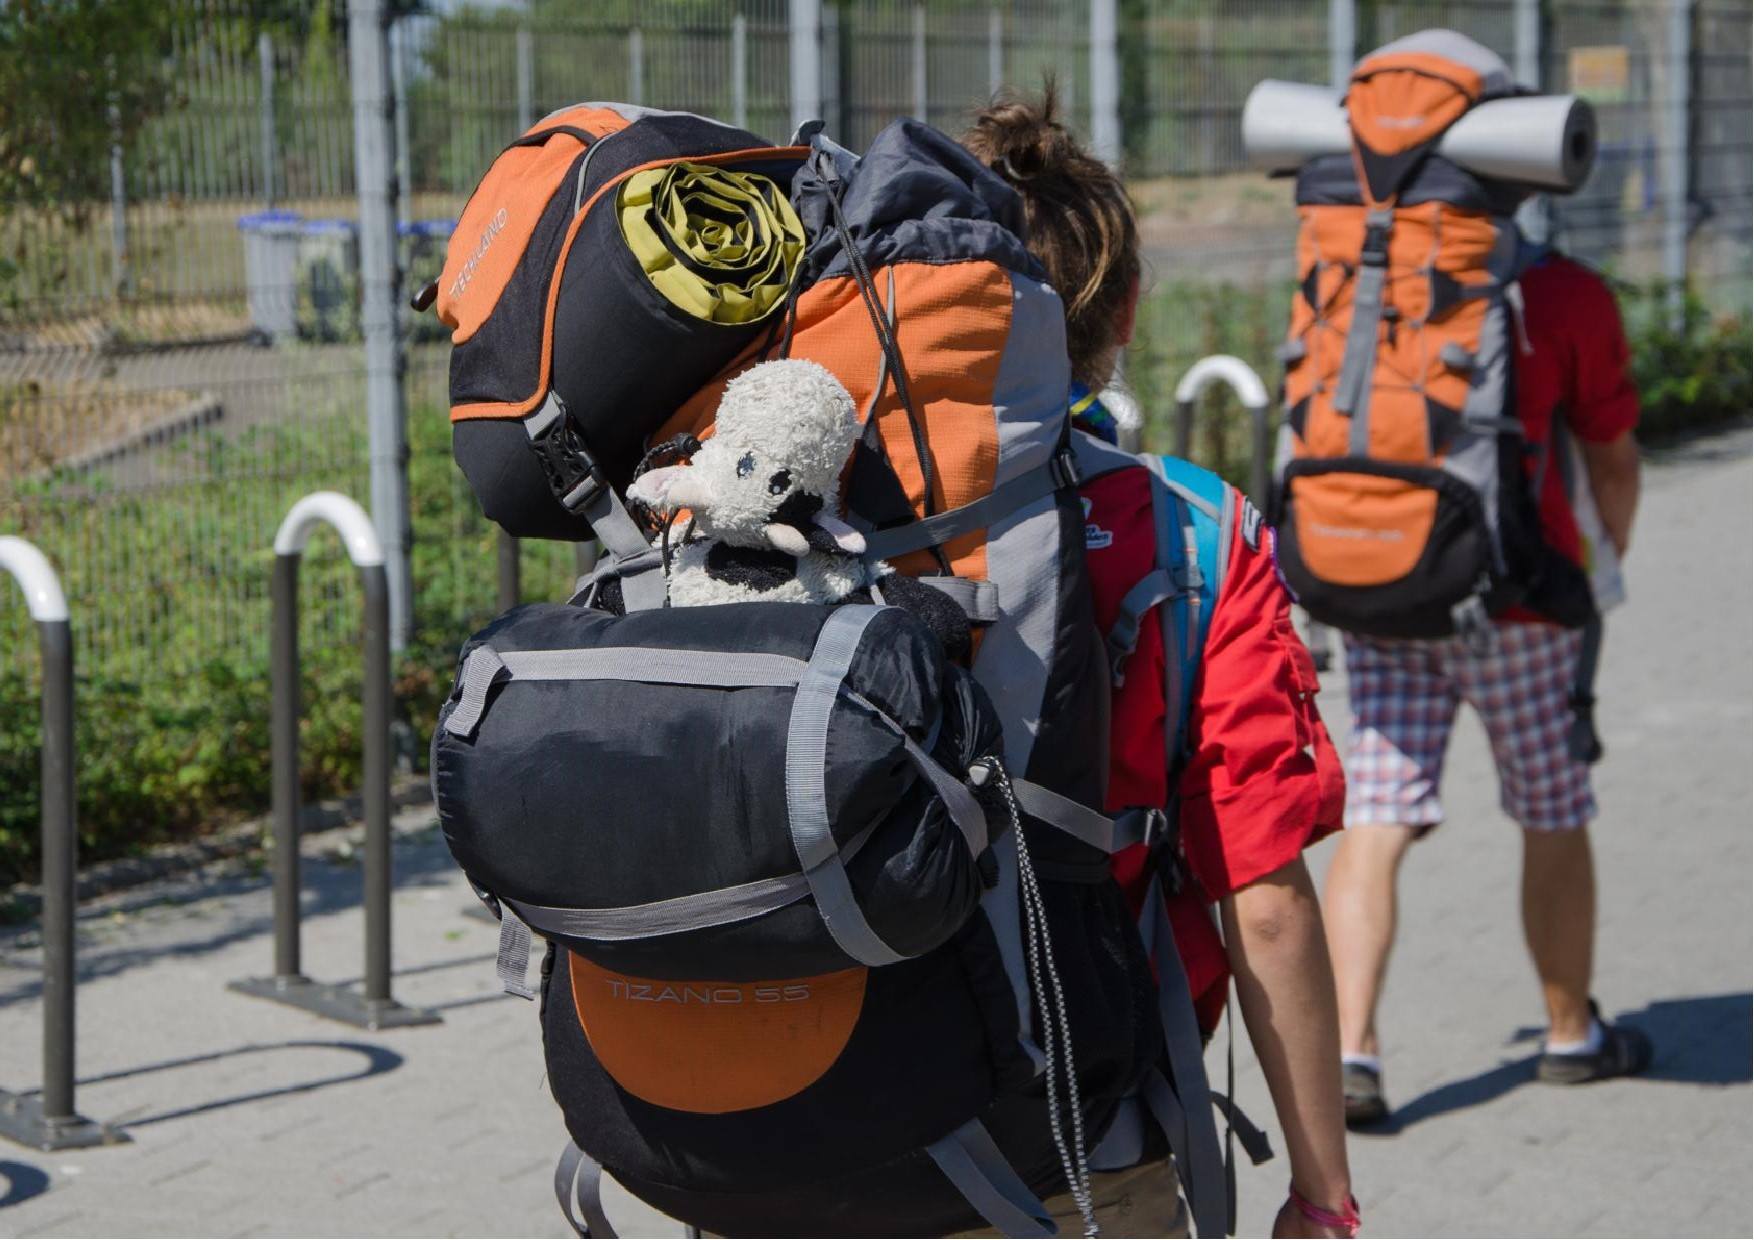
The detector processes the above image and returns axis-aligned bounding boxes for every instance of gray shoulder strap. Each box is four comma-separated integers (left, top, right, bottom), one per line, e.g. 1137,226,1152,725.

554,1141,618,1239
925,1117,1055,1238
1140,873,1228,1239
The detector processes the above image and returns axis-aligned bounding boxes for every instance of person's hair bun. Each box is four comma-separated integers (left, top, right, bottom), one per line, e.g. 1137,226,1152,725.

963,84,1081,185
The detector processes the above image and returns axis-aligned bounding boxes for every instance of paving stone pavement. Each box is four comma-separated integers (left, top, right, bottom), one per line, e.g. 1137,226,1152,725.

0,429,1746,1238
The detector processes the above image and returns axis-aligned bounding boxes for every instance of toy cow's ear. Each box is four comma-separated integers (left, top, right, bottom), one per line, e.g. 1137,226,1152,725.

813,512,867,555
627,465,686,511
763,523,811,557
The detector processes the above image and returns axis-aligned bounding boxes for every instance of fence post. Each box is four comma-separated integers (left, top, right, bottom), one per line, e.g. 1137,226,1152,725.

790,0,823,137
822,2,842,141
0,538,125,1151
498,9,538,611
517,19,535,131
1329,0,1356,88
732,14,749,130
1512,0,1543,88
1659,0,1695,328
108,113,127,296
1090,0,1122,165
629,26,645,106
229,494,439,1030
348,0,414,654
988,6,1003,98
259,32,278,208
391,18,412,232
912,4,928,122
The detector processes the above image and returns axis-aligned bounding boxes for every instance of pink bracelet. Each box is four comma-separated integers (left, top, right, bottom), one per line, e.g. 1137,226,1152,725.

1288,1184,1362,1238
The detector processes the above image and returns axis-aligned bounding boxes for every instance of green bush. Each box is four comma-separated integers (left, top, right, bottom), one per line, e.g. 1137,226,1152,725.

1622,284,1754,442
1128,278,1289,488
0,400,575,886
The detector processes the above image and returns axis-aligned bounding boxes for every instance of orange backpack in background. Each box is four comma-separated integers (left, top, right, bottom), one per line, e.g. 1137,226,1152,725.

1271,30,1595,647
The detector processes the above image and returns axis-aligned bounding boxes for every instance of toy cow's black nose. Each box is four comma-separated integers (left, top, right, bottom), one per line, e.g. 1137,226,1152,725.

767,490,822,527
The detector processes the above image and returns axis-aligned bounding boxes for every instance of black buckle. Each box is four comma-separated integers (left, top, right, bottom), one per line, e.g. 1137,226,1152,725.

1050,447,1081,490
1361,226,1391,267
1141,807,1187,896
527,395,608,515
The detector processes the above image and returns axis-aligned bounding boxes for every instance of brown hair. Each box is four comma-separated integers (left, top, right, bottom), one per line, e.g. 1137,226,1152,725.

962,86,1141,390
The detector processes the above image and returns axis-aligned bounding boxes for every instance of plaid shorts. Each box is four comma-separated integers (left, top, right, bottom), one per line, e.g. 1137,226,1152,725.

1341,622,1597,831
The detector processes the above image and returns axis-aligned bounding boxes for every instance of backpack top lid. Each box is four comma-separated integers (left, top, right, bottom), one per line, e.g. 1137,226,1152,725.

1346,29,1515,205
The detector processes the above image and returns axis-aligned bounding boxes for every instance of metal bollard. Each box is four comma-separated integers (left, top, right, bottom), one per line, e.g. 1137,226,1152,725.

1171,357,1334,671
228,493,438,1031
0,537,126,1150
1171,353,1273,510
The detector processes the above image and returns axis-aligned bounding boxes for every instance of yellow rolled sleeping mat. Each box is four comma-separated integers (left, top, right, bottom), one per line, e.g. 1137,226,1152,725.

545,158,805,492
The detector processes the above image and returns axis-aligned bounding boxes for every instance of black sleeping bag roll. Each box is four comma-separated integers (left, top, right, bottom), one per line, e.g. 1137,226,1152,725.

432,600,1004,981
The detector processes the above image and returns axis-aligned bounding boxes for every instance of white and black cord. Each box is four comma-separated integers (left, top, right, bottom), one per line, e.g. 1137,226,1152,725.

975,757,1098,1238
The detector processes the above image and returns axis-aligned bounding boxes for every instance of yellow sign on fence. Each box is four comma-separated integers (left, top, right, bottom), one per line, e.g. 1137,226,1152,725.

1569,45,1631,102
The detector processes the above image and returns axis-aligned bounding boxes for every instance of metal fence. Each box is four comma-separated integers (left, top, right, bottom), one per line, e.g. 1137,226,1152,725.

2,0,1749,686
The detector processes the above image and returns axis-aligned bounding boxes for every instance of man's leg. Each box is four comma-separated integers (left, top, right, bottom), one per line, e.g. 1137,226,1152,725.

1466,622,1650,1080
1324,824,1421,1059
1521,826,1596,1044
1328,635,1457,1121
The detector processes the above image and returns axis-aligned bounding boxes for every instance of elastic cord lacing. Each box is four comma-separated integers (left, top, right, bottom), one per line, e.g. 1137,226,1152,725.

976,756,1098,1238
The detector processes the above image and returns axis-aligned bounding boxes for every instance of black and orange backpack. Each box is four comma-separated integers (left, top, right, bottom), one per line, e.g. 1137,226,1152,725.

1270,31,1598,650
429,106,1246,1237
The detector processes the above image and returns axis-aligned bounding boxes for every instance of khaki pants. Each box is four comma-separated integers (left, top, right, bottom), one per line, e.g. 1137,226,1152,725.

950,1158,1190,1239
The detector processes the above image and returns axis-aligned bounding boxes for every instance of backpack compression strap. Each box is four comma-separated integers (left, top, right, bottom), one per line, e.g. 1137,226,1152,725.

523,391,668,611
555,1141,617,1239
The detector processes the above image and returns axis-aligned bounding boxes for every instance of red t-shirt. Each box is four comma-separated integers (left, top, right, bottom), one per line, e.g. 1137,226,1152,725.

1082,455,1345,1031
1504,255,1640,620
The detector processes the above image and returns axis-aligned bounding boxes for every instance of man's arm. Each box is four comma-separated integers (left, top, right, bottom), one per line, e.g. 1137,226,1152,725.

1222,857,1353,1236
1580,429,1640,556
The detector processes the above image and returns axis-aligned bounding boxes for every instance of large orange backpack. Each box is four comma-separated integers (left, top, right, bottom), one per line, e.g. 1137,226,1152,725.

1270,31,1595,646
